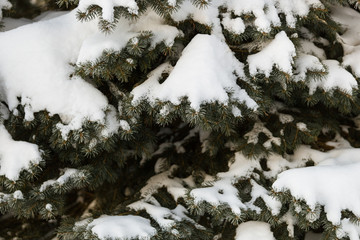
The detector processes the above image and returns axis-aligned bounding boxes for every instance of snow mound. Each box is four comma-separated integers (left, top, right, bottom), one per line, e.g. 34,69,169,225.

0,10,108,132
86,215,156,240
273,148,360,224
248,31,296,77
131,34,257,110
0,125,42,180
235,221,276,240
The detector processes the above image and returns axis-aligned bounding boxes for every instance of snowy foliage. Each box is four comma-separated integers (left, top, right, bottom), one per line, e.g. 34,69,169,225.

1,0,360,239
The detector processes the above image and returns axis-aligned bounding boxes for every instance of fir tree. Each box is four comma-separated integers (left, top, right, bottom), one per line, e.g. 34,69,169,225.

1,0,360,239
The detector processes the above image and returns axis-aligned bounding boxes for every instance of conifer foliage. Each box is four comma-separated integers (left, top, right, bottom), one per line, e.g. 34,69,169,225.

1,0,360,239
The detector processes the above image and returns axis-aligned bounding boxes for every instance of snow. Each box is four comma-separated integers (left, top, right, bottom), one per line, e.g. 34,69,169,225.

78,0,139,22
0,125,42,180
13,190,23,199
294,54,325,82
57,168,80,185
0,0,11,20
171,0,221,36
0,10,108,136
191,178,247,214
275,0,312,28
0,6,181,139
279,113,294,124
244,122,281,148
273,147,360,224
1,18,32,31
221,13,245,35
232,106,242,117
308,60,357,94
139,165,187,201
224,0,280,32
235,221,275,240
190,153,261,214
296,122,308,131
167,0,177,7
129,199,183,229
45,203,53,211
77,10,182,63
131,34,257,111
119,120,130,131
39,168,86,191
101,106,120,137
248,31,296,77
338,218,360,240
171,0,321,35
299,39,326,60
280,211,297,237
331,6,360,77
86,215,156,240
248,180,281,215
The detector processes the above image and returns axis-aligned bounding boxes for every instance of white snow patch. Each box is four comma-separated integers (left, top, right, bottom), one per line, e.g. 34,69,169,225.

280,211,297,237
248,31,296,77
338,218,360,240
131,34,257,110
1,17,32,31
279,113,294,124
221,13,245,35
294,54,325,82
78,0,139,22
39,168,86,192
87,215,156,240
77,10,182,63
171,0,321,34
308,60,357,94
235,221,275,240
45,203,53,211
140,165,187,201
0,125,42,180
0,10,108,135
190,153,260,214
13,190,23,199
129,199,187,229
273,147,360,224
248,180,281,215
331,6,360,77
